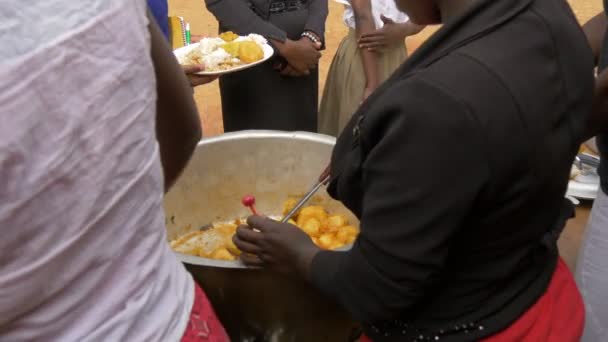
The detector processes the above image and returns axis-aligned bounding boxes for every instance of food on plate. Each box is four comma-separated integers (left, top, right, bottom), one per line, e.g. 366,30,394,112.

237,41,264,63
219,31,239,42
221,41,240,58
177,32,267,72
170,201,359,260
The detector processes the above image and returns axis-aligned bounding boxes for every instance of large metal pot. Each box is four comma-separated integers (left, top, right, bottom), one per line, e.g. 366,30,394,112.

164,131,360,342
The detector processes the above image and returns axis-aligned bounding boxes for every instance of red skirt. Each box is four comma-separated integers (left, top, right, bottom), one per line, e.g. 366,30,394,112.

361,258,584,342
181,283,230,342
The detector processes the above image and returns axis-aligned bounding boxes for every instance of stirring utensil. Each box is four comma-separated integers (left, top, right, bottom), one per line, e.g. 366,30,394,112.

199,195,259,231
242,195,259,215
199,165,331,230
281,173,331,223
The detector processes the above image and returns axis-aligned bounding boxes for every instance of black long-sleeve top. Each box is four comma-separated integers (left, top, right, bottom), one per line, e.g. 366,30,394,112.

310,0,594,340
204,0,327,43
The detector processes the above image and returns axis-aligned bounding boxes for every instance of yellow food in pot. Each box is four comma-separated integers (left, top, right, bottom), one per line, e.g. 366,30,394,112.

170,200,360,261
213,248,236,261
301,217,322,236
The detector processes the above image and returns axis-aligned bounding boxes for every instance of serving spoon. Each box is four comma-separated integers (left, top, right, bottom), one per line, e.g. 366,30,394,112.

281,165,331,223
197,165,331,230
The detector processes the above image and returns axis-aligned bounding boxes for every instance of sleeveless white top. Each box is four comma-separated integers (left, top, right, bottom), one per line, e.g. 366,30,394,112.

0,1,194,341
334,0,409,29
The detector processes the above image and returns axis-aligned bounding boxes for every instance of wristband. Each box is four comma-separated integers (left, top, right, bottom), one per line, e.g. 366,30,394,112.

301,31,321,45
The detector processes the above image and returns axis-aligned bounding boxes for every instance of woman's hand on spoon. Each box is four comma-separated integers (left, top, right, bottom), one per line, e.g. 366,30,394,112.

233,215,320,278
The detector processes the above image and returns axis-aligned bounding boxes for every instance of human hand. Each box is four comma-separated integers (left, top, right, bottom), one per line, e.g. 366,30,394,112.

182,65,218,87
359,15,415,52
277,39,321,75
272,58,308,77
233,216,320,277
302,31,323,50
278,38,322,77
190,34,205,44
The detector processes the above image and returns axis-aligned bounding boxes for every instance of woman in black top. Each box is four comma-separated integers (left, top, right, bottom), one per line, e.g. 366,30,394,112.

205,0,327,132
234,0,594,340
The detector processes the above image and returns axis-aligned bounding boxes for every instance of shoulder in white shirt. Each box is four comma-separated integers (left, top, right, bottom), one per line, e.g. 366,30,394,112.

0,0,193,341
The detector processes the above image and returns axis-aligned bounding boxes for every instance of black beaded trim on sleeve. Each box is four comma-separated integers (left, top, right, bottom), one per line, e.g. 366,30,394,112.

367,319,485,341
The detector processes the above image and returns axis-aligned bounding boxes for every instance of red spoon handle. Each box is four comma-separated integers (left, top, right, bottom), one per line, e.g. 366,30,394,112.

242,195,259,216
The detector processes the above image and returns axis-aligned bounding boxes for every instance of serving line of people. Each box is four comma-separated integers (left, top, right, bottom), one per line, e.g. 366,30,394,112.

2,0,608,342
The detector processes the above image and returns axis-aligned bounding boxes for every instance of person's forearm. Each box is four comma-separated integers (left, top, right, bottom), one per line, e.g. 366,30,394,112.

271,38,291,56
352,0,379,88
401,22,425,37
149,11,202,192
582,12,606,66
304,0,329,49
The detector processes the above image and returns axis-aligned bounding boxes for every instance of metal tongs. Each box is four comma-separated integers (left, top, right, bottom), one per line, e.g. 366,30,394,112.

281,165,331,223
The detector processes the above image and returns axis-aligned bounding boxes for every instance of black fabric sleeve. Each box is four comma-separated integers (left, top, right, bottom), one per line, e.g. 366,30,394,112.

304,0,328,45
310,79,490,323
204,0,287,42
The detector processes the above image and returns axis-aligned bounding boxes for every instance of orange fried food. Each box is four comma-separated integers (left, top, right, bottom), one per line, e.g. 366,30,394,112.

238,41,264,64
221,41,240,57
171,201,360,261
219,31,239,42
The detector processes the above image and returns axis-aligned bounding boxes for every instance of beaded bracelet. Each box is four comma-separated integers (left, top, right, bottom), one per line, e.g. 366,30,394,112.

301,31,321,45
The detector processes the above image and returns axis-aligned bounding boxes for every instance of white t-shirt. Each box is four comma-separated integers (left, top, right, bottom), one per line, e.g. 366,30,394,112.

334,0,409,30
0,1,194,341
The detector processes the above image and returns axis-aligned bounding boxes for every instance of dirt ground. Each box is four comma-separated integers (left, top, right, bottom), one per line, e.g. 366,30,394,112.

168,0,602,136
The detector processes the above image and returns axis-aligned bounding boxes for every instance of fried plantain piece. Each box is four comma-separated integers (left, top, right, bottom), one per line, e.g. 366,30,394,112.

219,31,239,42
238,41,264,64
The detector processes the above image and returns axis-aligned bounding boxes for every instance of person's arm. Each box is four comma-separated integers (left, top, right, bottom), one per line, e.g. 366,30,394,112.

182,65,218,87
148,11,202,192
582,12,606,66
304,0,329,49
401,20,425,37
234,78,488,321
359,16,425,51
351,0,380,102
310,79,488,322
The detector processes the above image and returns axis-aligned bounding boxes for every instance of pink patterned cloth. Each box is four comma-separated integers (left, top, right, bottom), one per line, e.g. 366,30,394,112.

181,284,230,342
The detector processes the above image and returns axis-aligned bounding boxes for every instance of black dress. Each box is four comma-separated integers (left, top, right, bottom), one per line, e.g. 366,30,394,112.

309,0,594,340
205,0,328,132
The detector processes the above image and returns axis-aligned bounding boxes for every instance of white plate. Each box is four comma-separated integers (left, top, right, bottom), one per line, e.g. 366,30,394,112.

174,41,274,76
567,168,600,200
